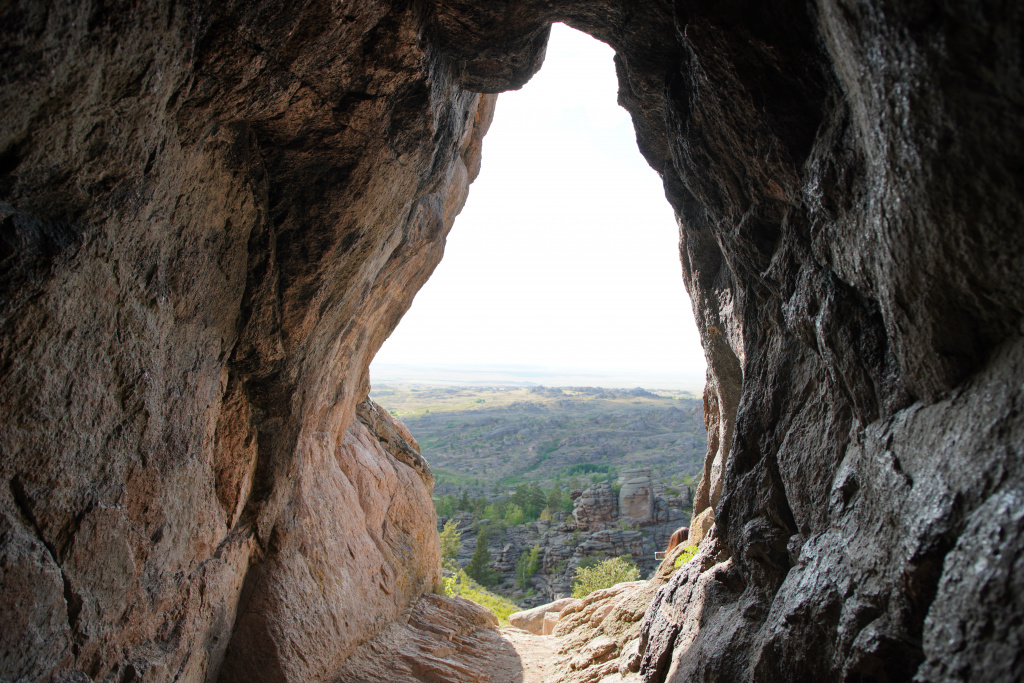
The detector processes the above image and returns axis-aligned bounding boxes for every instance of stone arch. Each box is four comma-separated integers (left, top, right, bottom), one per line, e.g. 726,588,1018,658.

0,0,1021,680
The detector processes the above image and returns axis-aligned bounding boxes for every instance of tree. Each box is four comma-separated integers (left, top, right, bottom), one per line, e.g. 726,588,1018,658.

515,543,542,589
439,519,462,566
465,530,497,586
435,494,455,517
504,503,526,526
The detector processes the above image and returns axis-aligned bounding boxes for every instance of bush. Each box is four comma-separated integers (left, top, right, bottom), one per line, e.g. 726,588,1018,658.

515,543,542,588
571,556,640,598
441,569,520,625
673,545,700,569
439,519,462,565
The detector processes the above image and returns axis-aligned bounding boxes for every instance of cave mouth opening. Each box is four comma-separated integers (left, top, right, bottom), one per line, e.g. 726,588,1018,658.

371,23,706,392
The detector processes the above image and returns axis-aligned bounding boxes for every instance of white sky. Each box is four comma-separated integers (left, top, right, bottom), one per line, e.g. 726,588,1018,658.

372,24,706,381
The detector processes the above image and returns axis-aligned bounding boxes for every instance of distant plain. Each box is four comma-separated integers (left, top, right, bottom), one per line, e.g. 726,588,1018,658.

370,383,707,493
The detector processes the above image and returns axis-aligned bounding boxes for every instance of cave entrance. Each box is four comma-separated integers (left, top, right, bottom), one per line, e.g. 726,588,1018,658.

372,23,705,389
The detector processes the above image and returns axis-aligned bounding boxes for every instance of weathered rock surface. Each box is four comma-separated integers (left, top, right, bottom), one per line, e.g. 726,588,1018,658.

2,0,1022,681
572,482,619,531
618,468,655,524
331,593,517,683
1,1,493,679
509,597,580,635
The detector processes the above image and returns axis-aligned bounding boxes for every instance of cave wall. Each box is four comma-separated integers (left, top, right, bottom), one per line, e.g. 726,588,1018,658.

434,0,1024,678
1,0,1022,681
1,1,493,680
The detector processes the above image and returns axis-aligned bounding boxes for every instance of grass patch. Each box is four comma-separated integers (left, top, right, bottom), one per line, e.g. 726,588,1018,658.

442,569,521,625
673,545,700,568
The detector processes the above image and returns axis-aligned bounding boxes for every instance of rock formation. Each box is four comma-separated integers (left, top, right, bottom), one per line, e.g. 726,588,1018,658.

445,474,688,604
1,2,494,679
2,0,1022,682
617,468,655,524
331,593,517,683
572,482,620,531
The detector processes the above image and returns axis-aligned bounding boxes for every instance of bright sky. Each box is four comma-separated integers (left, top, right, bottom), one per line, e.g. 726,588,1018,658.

372,24,706,382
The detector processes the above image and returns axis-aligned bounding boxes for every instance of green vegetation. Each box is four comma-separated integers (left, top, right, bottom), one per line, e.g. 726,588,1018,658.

565,463,613,477
434,481,572,528
465,530,498,586
571,556,641,598
515,543,542,589
439,519,462,565
673,545,700,568
441,569,520,625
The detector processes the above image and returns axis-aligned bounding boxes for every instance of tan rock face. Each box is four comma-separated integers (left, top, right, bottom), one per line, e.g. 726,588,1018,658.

572,482,619,531
509,597,580,635
218,417,442,681
1,1,493,679
330,593,515,683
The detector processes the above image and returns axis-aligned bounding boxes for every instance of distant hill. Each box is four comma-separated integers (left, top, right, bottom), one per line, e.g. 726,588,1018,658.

370,362,707,393
370,384,707,493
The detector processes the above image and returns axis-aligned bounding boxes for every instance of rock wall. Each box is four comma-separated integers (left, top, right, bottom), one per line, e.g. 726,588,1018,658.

1,1,493,680
2,0,1022,682
430,0,1024,679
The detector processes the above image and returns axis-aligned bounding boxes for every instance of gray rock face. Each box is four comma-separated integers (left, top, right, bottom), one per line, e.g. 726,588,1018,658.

573,481,620,531
2,0,1022,681
618,468,655,524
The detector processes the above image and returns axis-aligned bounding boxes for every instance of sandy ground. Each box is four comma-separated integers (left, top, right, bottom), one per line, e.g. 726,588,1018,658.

490,628,640,683
496,627,565,683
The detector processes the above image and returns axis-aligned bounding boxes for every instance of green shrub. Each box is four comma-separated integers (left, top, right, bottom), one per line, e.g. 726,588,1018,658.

571,556,640,598
441,569,520,625
673,545,700,568
439,519,462,565
515,543,542,589
435,494,455,517
565,463,611,477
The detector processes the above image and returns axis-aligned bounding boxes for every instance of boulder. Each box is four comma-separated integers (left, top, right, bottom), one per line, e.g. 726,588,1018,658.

332,594,510,683
508,597,580,635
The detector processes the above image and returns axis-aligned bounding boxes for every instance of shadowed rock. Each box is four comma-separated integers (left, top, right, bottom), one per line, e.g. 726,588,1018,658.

1,0,1021,680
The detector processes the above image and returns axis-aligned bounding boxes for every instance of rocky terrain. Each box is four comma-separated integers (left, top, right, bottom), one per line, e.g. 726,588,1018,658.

2,0,1022,681
444,468,693,605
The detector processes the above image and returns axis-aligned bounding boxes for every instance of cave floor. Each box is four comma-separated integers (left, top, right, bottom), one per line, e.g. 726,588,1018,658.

496,628,640,683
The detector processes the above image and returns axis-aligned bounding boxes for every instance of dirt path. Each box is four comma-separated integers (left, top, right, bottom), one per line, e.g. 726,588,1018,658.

498,627,565,682
493,628,641,683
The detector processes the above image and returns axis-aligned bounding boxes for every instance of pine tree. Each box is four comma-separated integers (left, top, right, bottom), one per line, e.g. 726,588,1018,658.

465,529,497,586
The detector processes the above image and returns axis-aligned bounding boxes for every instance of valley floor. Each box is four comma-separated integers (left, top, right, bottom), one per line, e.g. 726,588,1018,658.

494,628,640,683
